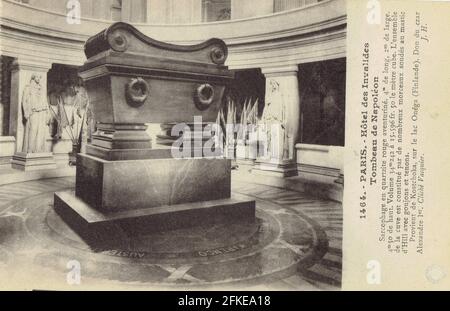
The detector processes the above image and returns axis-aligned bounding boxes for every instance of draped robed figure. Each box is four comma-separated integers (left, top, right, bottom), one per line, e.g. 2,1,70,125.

21,74,49,153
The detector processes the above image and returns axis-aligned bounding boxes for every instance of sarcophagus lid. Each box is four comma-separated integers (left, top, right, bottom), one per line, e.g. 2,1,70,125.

79,22,233,124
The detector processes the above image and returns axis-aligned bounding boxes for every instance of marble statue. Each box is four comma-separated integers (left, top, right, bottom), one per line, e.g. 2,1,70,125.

21,74,49,153
261,79,291,160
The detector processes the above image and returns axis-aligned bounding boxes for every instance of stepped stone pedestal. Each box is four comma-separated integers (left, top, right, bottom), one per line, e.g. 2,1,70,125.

54,22,255,241
12,152,56,171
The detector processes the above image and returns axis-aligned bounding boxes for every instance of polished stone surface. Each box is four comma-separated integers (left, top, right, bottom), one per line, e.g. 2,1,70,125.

55,190,255,240
85,145,171,161
76,154,231,212
0,175,342,290
80,32,232,125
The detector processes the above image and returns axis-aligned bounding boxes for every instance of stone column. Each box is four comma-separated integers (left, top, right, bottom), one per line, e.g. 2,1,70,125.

231,0,273,19
121,0,132,22
122,0,147,23
274,0,309,13
147,0,202,24
9,58,56,171
0,56,16,166
147,0,170,24
90,0,113,20
254,65,300,177
0,57,3,135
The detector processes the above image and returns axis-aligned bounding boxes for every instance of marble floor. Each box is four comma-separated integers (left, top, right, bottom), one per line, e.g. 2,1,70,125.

0,175,342,290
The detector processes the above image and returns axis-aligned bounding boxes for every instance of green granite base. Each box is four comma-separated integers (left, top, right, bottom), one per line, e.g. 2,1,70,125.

54,190,255,244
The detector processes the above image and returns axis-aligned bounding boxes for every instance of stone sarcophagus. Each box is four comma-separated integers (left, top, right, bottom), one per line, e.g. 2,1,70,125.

79,22,233,160
54,23,254,241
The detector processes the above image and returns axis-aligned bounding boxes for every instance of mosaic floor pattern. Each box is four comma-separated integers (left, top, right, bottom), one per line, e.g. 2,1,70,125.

0,176,342,290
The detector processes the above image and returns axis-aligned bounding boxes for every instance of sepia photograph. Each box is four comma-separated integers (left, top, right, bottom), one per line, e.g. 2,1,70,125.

0,0,346,291
1,0,449,298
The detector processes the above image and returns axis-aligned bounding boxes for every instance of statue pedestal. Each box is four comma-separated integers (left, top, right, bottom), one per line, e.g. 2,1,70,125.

11,152,57,171
252,159,298,177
